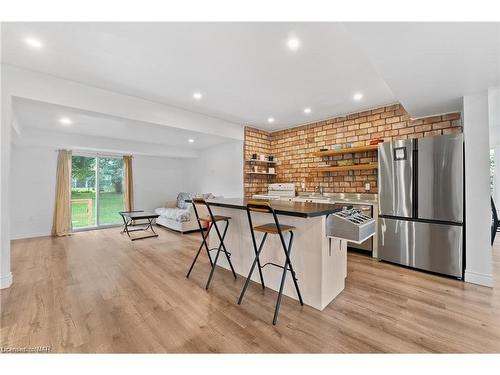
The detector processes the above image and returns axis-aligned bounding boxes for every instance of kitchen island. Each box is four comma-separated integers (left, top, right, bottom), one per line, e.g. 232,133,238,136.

201,198,350,310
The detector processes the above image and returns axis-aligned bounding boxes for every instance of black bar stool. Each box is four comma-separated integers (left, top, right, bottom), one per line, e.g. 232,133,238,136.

238,200,303,325
186,197,237,289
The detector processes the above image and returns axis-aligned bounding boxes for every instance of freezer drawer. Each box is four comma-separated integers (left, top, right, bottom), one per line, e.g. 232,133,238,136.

378,217,463,278
378,139,414,218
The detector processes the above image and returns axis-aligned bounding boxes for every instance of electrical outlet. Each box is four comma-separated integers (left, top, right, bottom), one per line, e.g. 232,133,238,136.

364,182,371,191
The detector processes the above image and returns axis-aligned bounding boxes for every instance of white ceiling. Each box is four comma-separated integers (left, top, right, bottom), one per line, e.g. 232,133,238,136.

2,22,499,131
12,97,234,154
344,22,500,118
2,22,396,130
13,97,236,158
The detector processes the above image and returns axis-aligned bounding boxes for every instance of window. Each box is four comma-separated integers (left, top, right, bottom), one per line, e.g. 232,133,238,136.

71,155,124,229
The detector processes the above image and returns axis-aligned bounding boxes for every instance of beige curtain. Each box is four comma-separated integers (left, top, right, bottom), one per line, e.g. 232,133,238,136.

52,150,72,236
123,155,134,211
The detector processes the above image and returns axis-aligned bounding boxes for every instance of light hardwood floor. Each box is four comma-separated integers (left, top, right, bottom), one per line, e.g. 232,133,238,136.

1,226,499,353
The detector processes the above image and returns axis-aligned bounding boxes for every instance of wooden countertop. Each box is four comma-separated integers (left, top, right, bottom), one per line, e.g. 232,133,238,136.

196,198,351,218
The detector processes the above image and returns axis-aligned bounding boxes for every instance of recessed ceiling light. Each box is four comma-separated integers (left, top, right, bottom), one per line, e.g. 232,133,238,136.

267,117,275,124
193,92,203,100
287,37,301,51
303,107,312,114
24,37,43,49
188,138,195,143
353,93,364,101
59,117,73,126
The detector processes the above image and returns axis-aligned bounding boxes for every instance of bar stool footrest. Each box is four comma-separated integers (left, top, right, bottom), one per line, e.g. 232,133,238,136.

260,262,298,280
260,262,292,272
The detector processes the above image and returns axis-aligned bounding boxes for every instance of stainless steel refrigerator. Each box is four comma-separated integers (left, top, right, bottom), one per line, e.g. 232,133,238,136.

378,133,464,278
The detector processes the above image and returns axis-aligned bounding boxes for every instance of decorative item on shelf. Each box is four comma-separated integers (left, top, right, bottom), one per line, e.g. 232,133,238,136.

332,144,342,150
251,153,257,159
345,143,353,148
259,154,266,161
337,160,353,166
318,162,329,167
268,155,274,161
319,147,329,152
268,167,275,174
252,165,259,172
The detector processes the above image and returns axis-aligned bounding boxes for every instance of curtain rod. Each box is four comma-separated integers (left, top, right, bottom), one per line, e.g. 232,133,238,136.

55,149,133,158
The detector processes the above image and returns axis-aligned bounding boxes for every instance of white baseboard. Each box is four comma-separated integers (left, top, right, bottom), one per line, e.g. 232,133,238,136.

465,270,493,287
10,232,51,240
0,272,13,289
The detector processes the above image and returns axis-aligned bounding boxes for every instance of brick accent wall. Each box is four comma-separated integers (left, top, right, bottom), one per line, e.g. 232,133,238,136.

244,127,272,197
244,103,462,197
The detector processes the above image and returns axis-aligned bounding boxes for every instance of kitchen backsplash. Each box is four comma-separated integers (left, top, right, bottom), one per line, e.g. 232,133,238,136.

244,103,462,198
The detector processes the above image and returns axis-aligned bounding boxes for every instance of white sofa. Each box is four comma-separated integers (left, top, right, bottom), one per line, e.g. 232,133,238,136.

155,193,211,233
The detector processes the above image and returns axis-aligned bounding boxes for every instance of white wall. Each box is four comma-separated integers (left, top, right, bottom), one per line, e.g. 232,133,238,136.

10,144,57,239
489,88,500,209
9,145,191,239
185,140,244,198
1,25,14,288
132,155,189,211
463,92,493,287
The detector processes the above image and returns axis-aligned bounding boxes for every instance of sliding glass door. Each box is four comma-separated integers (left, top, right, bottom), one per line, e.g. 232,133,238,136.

71,155,124,229
98,157,124,226
71,156,97,228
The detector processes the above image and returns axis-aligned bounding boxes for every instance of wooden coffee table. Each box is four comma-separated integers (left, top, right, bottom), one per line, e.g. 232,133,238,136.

119,210,160,241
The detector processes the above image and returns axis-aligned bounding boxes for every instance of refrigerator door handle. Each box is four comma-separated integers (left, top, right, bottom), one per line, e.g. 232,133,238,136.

412,141,418,218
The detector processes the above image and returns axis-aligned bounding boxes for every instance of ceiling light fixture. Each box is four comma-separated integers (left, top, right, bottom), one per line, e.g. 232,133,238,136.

267,117,275,124
59,117,73,126
188,138,195,143
193,92,203,100
353,93,364,101
24,37,43,49
287,36,301,51
303,107,312,114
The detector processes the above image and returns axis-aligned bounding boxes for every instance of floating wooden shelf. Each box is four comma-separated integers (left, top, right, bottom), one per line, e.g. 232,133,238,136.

313,144,379,157
246,172,276,175
245,159,277,164
311,163,378,173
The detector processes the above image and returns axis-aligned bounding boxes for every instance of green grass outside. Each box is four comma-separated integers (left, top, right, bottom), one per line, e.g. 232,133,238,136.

71,190,124,228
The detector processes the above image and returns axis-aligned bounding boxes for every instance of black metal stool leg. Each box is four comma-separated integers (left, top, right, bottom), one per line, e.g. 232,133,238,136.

186,241,205,278
218,220,237,279
186,223,213,278
238,233,268,304
247,212,265,289
205,242,223,289
202,223,214,267
282,232,303,305
273,231,302,325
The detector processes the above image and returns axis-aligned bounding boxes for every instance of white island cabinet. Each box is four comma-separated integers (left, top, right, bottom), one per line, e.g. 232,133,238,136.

203,198,349,311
